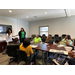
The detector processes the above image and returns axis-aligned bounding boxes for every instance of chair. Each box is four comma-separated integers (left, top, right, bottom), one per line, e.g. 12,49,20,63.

61,34,66,40
7,44,19,64
54,34,59,43
17,49,35,65
41,34,47,42
38,35,41,38
52,37,54,41
59,37,61,41
31,34,36,41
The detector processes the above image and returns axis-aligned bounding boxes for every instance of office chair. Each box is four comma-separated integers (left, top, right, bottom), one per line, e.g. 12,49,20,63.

61,34,66,40
52,37,54,41
17,49,36,65
41,34,47,42
7,44,19,64
31,34,36,41
54,34,59,43
59,37,61,41
38,35,41,38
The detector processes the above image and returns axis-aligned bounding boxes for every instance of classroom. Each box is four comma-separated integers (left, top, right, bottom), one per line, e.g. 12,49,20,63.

0,9,75,65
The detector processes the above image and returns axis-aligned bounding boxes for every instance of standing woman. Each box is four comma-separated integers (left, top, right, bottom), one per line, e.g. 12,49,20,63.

6,28,12,44
18,28,26,43
2,29,12,54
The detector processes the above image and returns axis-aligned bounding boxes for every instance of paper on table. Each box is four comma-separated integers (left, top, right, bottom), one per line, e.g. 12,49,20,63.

44,43,48,45
30,45,38,48
49,49,68,55
57,45,65,47
64,46,72,52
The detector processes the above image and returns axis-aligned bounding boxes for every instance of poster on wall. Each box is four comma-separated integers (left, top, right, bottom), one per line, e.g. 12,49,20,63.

0,26,3,32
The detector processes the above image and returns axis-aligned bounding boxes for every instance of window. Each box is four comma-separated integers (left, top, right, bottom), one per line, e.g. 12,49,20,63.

39,26,49,36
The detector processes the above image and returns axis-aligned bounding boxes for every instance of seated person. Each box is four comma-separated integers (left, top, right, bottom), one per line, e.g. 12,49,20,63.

64,51,75,65
57,51,75,65
58,35,72,46
45,35,57,59
34,35,41,44
19,38,37,64
45,35,53,44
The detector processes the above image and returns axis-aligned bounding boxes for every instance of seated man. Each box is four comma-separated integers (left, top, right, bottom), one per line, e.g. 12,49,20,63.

58,51,75,65
34,35,41,44
58,35,72,46
67,51,75,65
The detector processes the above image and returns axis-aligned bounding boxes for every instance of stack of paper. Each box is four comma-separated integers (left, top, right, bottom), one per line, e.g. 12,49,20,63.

49,49,68,55
57,45,65,47
30,45,38,48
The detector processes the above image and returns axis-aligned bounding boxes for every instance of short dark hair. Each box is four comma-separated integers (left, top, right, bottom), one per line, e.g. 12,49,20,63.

23,38,30,48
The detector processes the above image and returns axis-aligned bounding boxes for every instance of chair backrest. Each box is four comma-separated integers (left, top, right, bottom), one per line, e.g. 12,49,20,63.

41,34,47,42
42,34,46,36
31,35,36,38
38,35,41,38
54,34,59,38
7,44,19,57
17,49,28,62
31,34,36,40
62,34,66,39
54,34,59,40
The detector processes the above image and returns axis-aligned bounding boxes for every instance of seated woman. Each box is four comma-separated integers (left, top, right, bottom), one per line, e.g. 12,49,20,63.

44,35,58,59
45,35,53,44
34,35,41,44
58,35,72,46
19,38,37,64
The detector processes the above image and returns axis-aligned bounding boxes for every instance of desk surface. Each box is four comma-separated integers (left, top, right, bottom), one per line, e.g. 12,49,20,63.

31,44,66,52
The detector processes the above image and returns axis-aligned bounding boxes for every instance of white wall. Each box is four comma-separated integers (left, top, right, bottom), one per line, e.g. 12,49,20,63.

0,16,29,40
29,16,75,38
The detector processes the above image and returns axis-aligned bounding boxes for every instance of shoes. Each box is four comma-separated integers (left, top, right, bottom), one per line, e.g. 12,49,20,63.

32,62,35,65
27,62,35,65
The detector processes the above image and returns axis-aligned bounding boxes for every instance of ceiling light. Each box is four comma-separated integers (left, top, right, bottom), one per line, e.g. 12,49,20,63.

26,16,28,18
9,10,12,13
45,12,47,14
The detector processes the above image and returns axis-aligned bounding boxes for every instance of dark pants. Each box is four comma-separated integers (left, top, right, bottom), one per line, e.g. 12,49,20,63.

68,58,75,65
20,38,25,43
28,52,38,62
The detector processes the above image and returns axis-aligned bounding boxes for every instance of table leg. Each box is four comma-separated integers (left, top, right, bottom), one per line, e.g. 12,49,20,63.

45,52,48,65
42,51,44,65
